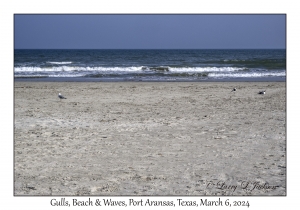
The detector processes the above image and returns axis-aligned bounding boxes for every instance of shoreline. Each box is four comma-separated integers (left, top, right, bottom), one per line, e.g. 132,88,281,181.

14,77,286,82
14,81,286,195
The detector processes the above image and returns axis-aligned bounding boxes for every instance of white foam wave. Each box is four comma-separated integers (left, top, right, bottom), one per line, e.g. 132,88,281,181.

14,66,285,78
15,66,245,73
14,66,145,72
47,61,72,64
48,74,85,77
15,74,85,78
15,66,76,72
169,67,245,72
208,72,286,78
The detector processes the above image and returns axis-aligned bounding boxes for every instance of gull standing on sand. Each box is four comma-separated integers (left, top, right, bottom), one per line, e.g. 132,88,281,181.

58,93,67,100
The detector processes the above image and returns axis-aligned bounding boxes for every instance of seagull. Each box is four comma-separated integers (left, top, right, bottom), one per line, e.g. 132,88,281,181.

231,88,236,92
258,90,266,95
58,93,67,100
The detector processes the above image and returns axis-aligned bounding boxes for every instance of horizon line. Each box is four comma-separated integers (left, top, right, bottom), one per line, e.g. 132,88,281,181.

14,48,286,50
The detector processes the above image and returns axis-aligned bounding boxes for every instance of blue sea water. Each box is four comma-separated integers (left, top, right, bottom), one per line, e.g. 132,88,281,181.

14,49,286,82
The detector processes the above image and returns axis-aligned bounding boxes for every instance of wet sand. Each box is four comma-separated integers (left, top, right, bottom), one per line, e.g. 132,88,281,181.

14,82,286,195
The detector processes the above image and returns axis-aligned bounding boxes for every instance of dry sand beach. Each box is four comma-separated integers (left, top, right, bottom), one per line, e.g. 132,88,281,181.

14,82,286,196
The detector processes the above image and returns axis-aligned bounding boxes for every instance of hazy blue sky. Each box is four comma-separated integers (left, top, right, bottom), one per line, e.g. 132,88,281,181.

14,14,286,49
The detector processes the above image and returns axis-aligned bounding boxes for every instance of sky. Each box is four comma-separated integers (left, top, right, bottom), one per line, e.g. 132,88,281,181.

14,14,286,49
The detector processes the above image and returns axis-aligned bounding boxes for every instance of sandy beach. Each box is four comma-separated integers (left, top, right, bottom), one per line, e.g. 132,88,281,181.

14,82,286,196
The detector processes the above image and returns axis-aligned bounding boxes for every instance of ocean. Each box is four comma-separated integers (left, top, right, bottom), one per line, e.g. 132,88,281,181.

14,49,286,82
